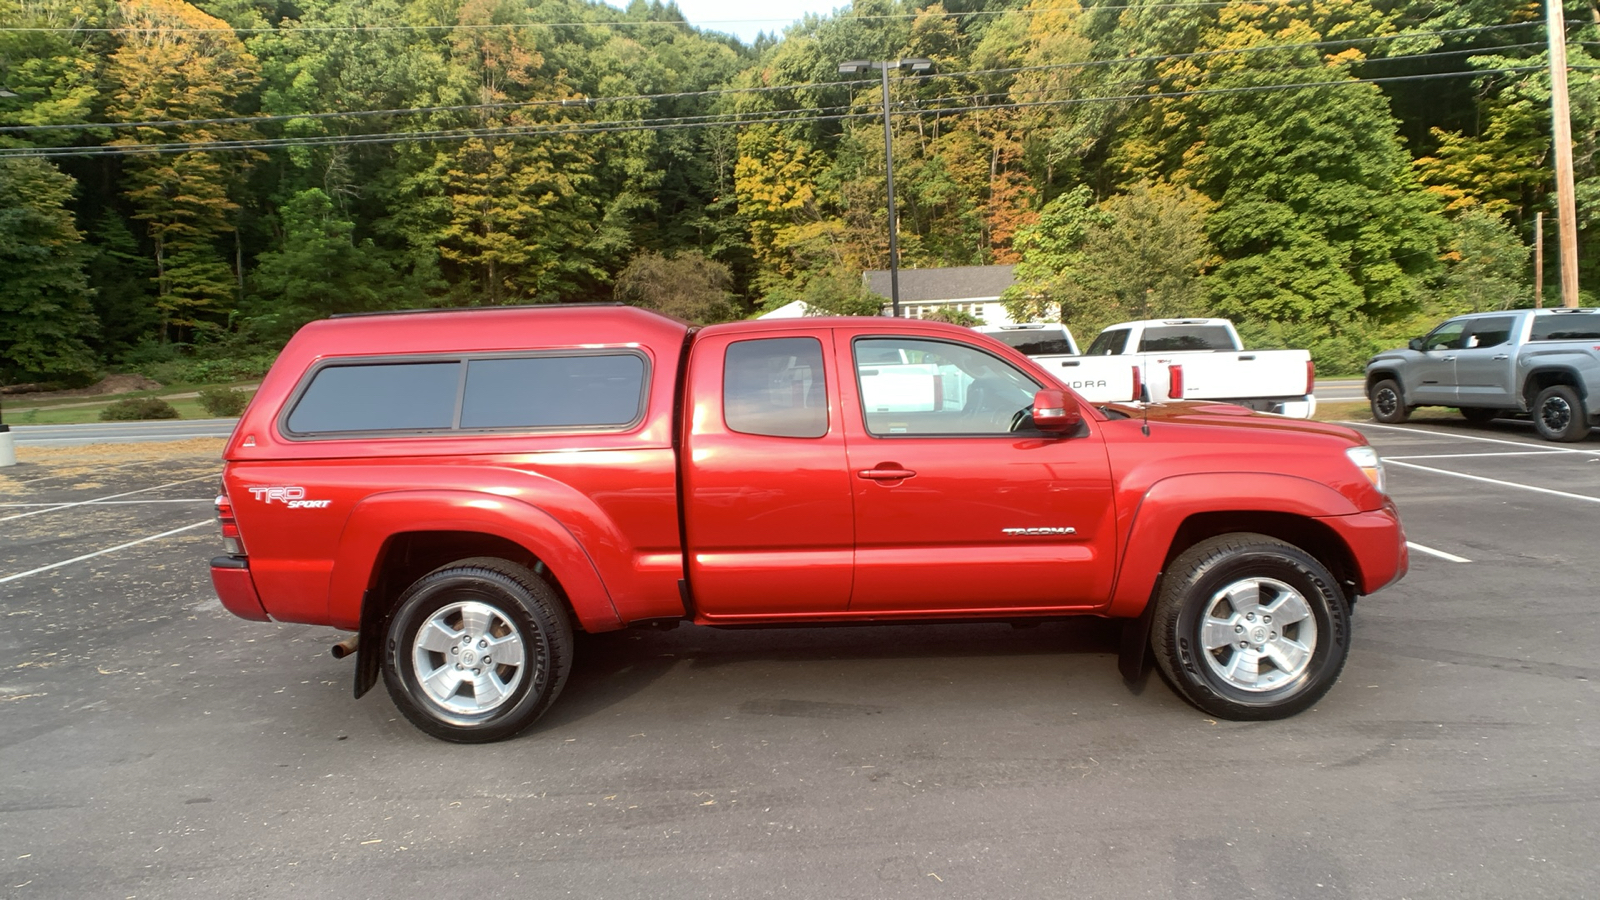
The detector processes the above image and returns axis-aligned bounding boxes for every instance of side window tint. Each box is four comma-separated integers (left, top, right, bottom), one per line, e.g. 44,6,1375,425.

724,338,828,438
287,362,459,434
1423,321,1466,351
1086,329,1130,356
462,355,645,429
1463,317,1515,349
854,338,1040,436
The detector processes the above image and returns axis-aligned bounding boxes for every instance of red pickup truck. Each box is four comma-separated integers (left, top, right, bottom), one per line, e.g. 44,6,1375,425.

210,305,1406,742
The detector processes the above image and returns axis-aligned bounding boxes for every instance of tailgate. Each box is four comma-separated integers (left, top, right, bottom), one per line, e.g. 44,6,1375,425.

1149,350,1311,401
1039,355,1142,403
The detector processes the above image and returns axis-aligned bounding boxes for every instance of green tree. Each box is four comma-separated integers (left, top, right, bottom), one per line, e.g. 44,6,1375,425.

0,158,99,384
251,188,413,337
106,0,262,342
613,250,737,323
1005,181,1212,335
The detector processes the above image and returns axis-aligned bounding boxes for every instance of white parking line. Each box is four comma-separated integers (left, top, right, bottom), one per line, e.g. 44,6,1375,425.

1406,541,1472,563
1350,421,1600,454
0,520,211,585
0,475,214,523
1386,450,1573,461
1385,459,1600,505
0,499,213,508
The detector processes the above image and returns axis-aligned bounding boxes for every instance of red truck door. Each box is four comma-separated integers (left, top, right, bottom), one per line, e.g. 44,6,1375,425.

836,329,1118,613
680,330,855,617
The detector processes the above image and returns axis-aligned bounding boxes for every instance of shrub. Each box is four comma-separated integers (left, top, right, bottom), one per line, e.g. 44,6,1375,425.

198,387,251,417
100,397,179,421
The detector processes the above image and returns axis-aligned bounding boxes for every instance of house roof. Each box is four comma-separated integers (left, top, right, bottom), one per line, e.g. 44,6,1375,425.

863,264,1016,303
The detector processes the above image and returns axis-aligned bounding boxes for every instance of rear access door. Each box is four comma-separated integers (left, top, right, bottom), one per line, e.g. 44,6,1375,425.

680,328,855,618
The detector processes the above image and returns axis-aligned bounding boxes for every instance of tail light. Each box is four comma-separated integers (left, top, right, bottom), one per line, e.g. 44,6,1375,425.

216,490,245,556
1306,360,1316,396
1131,365,1143,402
1168,364,1184,400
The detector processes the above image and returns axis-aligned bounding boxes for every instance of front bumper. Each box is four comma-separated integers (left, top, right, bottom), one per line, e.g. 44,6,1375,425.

1317,499,1408,596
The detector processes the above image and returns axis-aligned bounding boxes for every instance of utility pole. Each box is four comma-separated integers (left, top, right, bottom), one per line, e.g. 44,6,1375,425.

1547,0,1581,307
838,58,934,317
1535,211,1545,307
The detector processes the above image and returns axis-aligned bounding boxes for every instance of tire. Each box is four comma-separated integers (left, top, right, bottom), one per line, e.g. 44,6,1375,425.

1369,379,1410,424
382,557,573,743
1150,534,1350,721
1532,384,1592,443
1459,407,1499,425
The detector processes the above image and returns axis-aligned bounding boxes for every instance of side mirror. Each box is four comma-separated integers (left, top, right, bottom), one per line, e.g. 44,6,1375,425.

1408,338,1424,351
1031,389,1081,434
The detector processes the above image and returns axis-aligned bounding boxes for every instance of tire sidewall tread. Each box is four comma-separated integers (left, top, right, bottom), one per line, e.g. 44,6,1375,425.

1533,384,1592,443
1150,533,1350,721
383,557,573,743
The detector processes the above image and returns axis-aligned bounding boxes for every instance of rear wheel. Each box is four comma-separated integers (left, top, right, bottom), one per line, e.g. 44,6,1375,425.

1459,407,1499,425
383,557,573,743
1150,534,1350,721
1369,379,1410,424
1533,385,1592,442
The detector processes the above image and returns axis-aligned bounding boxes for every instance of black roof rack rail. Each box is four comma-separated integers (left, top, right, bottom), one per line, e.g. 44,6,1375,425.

330,302,627,319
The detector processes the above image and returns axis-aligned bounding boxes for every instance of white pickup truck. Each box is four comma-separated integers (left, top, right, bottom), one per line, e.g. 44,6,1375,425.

1017,318,1317,418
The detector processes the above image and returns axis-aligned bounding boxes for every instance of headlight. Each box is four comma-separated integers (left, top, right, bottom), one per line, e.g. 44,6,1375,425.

1345,445,1386,494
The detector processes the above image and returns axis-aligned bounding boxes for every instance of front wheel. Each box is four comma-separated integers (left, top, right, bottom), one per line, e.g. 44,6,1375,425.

383,557,573,743
1532,385,1592,442
1150,534,1350,721
1369,379,1410,424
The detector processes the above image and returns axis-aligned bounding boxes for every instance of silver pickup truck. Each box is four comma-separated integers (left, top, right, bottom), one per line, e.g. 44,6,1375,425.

1365,308,1600,441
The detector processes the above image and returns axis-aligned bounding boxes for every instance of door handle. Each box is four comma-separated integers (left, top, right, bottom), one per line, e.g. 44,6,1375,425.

1238,354,1255,360
1442,355,1456,361
857,466,916,481
1493,354,1509,360
1059,360,1080,367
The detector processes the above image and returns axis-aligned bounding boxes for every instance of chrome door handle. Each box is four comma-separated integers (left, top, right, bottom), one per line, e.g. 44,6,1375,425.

1442,355,1457,361
1493,354,1509,360
857,467,916,481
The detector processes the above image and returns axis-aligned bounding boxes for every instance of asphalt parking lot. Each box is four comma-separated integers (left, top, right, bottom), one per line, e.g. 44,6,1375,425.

1,420,1597,899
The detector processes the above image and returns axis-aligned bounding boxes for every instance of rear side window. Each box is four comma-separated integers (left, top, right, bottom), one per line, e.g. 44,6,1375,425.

461,355,645,428
284,352,648,437
724,337,828,439
1138,325,1236,352
286,362,459,434
1086,329,1130,356
1530,315,1600,342
1463,316,1516,348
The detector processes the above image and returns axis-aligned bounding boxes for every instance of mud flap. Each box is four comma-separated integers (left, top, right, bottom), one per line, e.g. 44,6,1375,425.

353,589,384,699
1117,583,1160,690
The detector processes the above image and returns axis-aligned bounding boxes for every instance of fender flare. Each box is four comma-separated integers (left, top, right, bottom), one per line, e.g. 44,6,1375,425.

1110,472,1360,682
327,489,623,633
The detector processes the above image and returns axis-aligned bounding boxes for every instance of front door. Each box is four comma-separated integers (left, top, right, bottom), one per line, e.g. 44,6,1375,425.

1408,318,1468,405
837,331,1118,614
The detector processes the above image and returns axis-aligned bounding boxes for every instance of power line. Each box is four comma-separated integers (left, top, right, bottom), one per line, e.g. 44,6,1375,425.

0,0,1311,34
0,65,1562,160
0,24,1551,136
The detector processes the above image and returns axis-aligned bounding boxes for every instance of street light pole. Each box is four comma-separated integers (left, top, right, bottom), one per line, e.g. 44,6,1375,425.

839,58,933,318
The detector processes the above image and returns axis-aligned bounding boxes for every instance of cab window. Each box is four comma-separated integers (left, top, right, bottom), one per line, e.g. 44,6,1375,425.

1422,320,1467,351
853,338,1041,436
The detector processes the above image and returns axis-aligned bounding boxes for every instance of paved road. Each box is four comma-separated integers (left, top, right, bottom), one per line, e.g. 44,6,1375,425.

9,418,238,446
1318,378,1364,402
2,422,1596,898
